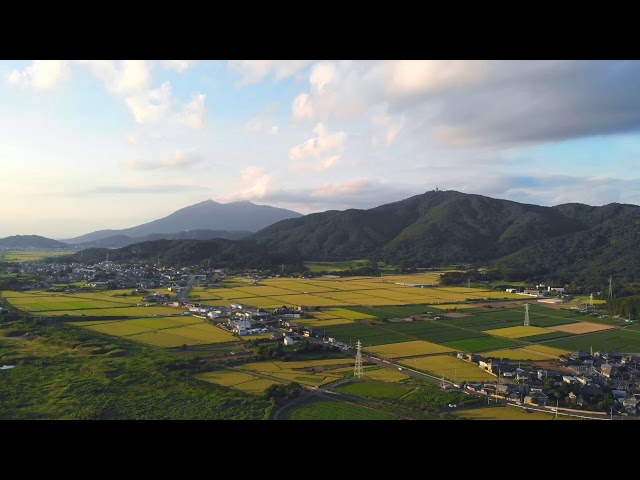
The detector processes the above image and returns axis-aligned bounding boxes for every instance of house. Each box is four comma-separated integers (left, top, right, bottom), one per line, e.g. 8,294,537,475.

496,384,512,396
562,375,578,384
524,391,549,406
601,352,623,363
570,351,592,361
283,336,297,346
576,375,592,385
600,363,621,378
580,384,604,398
548,286,565,294
622,396,638,414
568,391,578,404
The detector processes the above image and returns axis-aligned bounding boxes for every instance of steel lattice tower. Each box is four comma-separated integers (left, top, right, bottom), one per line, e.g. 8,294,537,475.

523,303,530,327
354,340,364,378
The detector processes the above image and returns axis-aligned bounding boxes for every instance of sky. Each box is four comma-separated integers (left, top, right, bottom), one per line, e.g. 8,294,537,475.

1,60,640,239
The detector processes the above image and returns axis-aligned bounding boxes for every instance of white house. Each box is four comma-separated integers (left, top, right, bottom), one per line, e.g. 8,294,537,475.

283,336,297,346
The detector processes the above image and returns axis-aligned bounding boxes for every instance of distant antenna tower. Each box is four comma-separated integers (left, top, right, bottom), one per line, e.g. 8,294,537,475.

353,340,364,378
609,277,613,298
467,277,471,288
523,303,530,327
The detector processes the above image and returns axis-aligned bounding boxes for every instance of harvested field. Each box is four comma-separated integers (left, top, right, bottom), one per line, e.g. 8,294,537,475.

548,322,615,335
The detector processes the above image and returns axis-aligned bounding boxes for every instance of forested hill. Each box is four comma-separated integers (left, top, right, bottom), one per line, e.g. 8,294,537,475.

249,190,638,265
491,212,640,292
60,238,305,270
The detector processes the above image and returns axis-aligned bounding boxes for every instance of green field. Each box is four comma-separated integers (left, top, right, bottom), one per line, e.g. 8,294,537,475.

337,381,413,399
0,251,73,262
400,355,496,382
384,320,487,343
287,399,402,420
546,329,640,353
70,317,239,348
321,323,413,346
370,340,454,358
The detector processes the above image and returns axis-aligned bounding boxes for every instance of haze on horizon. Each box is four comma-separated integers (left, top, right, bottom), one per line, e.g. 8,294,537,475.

1,60,640,239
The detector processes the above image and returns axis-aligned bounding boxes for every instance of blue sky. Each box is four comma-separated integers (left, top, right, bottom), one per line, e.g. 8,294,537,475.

1,60,640,238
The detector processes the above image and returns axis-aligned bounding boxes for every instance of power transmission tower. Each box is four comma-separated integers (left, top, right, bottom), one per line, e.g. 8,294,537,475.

523,303,530,327
354,340,364,378
609,277,613,298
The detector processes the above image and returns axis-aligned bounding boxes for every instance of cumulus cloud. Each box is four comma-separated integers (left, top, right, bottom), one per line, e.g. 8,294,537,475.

161,60,199,72
75,60,206,128
385,60,487,96
228,60,313,87
213,167,273,202
125,82,172,124
179,93,207,128
6,60,70,90
123,149,202,171
290,60,640,148
289,123,346,170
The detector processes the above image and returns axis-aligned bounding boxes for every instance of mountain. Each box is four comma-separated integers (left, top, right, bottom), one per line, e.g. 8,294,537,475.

0,235,70,249
492,211,640,289
74,229,252,249
52,191,640,290
63,200,302,244
249,190,638,265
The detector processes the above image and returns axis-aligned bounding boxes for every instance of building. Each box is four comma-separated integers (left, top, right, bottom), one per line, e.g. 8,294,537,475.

283,336,297,346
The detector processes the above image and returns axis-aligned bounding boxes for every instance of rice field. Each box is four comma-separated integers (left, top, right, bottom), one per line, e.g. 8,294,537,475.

483,326,551,339
548,322,615,335
442,337,524,353
384,320,488,343
1,289,182,317
399,355,496,382
323,308,377,320
0,251,73,262
370,340,454,358
237,358,355,387
521,344,572,356
321,323,414,346
454,406,556,420
481,348,561,361
196,370,257,387
70,316,238,348
546,329,640,353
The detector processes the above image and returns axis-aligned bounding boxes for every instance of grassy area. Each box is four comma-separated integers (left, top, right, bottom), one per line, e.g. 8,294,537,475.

287,398,402,420
337,380,413,399
0,318,272,419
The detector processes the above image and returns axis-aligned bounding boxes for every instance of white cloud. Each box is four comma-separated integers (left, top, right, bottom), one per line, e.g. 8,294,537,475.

385,60,486,96
269,125,279,135
123,149,202,170
125,82,172,124
292,93,315,120
75,60,205,128
289,123,346,170
228,60,313,86
161,60,199,72
214,167,273,201
126,133,138,145
180,93,207,128
310,62,337,94
6,60,70,90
